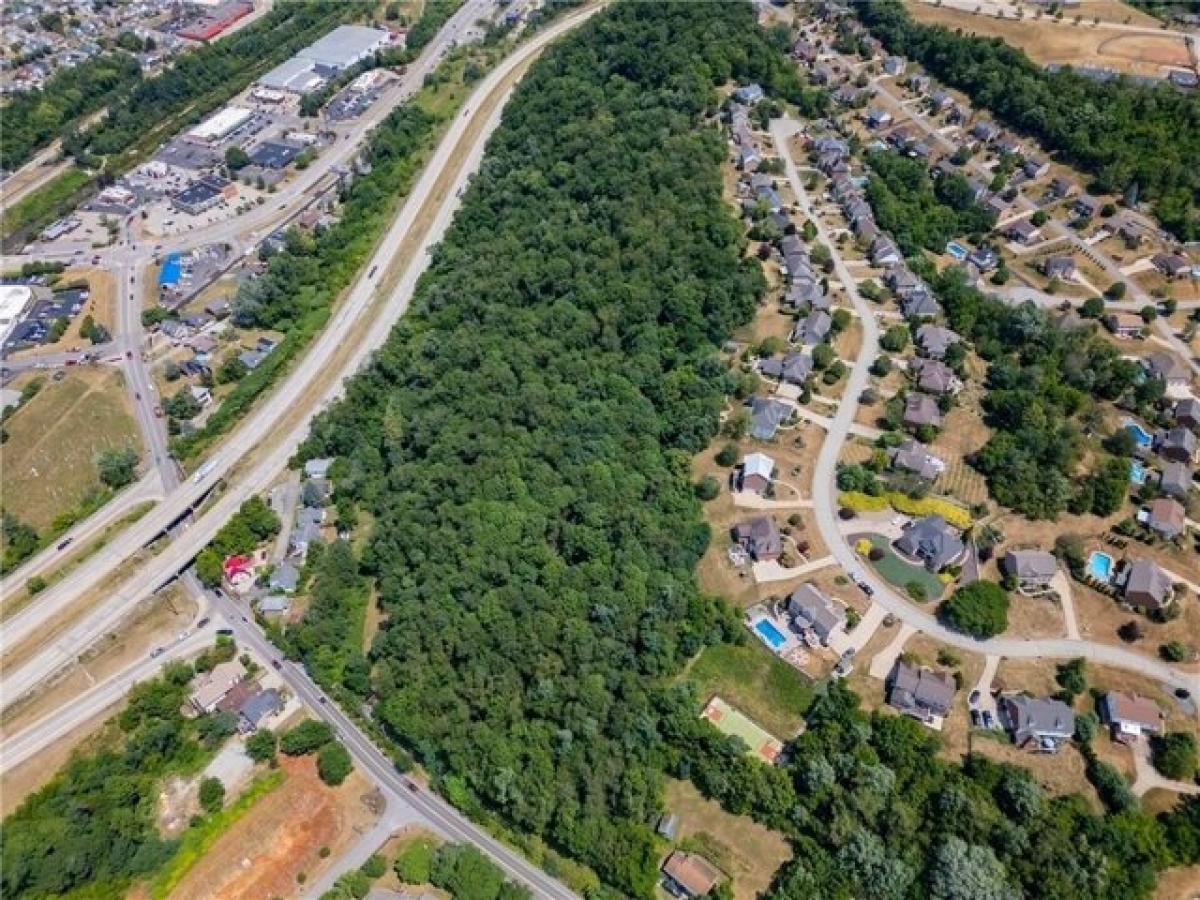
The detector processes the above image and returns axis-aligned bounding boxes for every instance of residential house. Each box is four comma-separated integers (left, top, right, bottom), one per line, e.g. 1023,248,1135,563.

896,281,939,319
998,694,1076,751
749,397,794,440
967,246,998,272
994,135,1022,158
965,178,990,204
189,659,246,713
1160,426,1198,463
1122,558,1174,611
928,90,953,112
239,349,266,370
238,688,282,732
759,351,813,386
791,309,832,346
1041,256,1076,280
890,438,946,481
970,120,1000,143
913,359,960,396
1104,312,1143,338
811,63,837,86
1146,497,1186,539
945,103,968,125
189,384,212,407
786,281,827,312
732,516,782,562
256,594,293,616
1152,253,1191,280
1145,352,1192,391
737,146,762,172
1022,157,1049,178
915,324,960,359
788,583,846,645
1073,195,1099,219
733,83,764,105
304,457,334,479
870,235,902,266
882,55,906,76
661,851,722,899
903,392,942,430
269,560,299,594
1099,691,1164,743
1116,218,1143,248
1160,461,1194,500
1005,218,1040,244
865,107,893,129
907,74,932,94
1175,398,1200,432
895,515,964,571
792,38,818,63
833,84,864,106
887,660,956,723
1001,549,1058,592
1048,176,1076,199
739,452,775,495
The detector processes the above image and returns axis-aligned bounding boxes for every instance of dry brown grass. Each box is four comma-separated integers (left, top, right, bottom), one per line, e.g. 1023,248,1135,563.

906,2,1188,75
1153,864,1200,900
1005,590,1067,639
662,778,792,900
930,393,992,507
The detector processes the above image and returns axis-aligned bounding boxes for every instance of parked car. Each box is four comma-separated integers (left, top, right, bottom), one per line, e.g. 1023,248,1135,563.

968,690,980,705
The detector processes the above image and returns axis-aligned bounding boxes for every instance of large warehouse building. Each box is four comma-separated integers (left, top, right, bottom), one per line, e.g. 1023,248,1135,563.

259,24,389,95
187,106,253,144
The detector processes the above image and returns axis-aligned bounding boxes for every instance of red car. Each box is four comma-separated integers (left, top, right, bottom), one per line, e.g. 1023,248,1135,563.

154,406,164,418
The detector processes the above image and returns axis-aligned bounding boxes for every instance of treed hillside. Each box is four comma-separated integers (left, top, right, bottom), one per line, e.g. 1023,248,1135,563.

855,0,1200,240
297,2,808,893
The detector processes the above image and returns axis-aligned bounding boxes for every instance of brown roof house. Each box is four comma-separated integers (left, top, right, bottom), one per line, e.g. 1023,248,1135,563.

1099,691,1165,743
1152,253,1191,280
903,392,942,430
1146,497,1187,539
1122,558,1175,611
887,660,956,724
1104,312,1143,338
661,851,722,898
1159,461,1194,501
913,358,961,396
732,516,782,562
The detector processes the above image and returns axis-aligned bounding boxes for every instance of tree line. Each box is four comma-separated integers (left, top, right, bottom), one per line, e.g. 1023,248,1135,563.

855,0,1200,240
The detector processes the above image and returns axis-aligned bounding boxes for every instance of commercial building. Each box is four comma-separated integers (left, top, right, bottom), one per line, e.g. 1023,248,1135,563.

259,24,389,95
0,285,34,348
187,106,252,145
179,0,253,42
172,176,233,215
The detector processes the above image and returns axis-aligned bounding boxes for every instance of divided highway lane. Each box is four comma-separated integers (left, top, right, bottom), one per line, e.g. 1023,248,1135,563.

0,5,606,708
770,117,1200,699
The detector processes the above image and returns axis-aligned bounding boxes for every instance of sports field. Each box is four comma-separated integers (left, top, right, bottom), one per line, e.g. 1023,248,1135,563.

700,696,785,765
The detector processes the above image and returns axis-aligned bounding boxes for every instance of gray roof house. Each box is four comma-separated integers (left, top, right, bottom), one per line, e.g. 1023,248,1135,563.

238,688,283,732
888,661,956,723
733,83,765,105
998,694,1075,751
238,349,266,370
791,309,832,346
870,236,901,266
256,594,293,616
1005,217,1039,244
759,352,813,386
749,397,794,441
970,120,1000,143
1041,256,1076,280
1146,352,1192,388
732,516,782,561
1159,461,1194,500
787,583,846,644
1146,497,1187,539
913,359,960,395
903,392,942,429
1156,427,1195,460
895,515,965,571
269,560,299,594
1001,549,1058,591
890,439,945,481
1175,398,1200,432
1123,558,1174,610
304,457,334,479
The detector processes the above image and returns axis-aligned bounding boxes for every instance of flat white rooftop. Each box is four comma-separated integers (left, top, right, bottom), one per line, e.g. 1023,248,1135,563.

188,105,252,142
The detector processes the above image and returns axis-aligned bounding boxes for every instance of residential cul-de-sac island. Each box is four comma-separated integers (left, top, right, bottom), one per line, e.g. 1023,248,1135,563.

2,1,1200,898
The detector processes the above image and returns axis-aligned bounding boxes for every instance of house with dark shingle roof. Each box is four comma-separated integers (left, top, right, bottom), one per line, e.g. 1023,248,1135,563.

1145,353,1192,391
887,661,956,723
913,358,961,395
915,324,959,359
903,392,942,429
1001,549,1058,592
1160,426,1198,463
1122,558,1174,611
999,694,1075,751
732,516,782,561
1159,461,1193,500
1041,256,1076,280
787,583,846,644
890,439,945,481
895,515,964,571
1174,398,1200,432
1152,253,1191,280
748,397,794,441
1146,497,1187,539
791,309,832,346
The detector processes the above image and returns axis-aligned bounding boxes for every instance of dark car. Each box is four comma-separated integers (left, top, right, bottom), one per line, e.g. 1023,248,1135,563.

272,659,282,670
216,628,233,636
968,690,980,705
196,617,210,627
970,709,982,727
57,537,73,550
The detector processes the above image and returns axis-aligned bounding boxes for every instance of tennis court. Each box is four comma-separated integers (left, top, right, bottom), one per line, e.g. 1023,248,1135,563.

700,696,784,765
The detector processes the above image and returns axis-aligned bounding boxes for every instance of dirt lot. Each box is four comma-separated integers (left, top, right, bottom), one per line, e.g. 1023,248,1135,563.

662,778,792,900
906,2,1191,76
0,366,140,530
167,754,382,900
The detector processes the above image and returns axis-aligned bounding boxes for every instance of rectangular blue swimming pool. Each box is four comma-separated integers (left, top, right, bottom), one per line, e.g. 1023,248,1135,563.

754,619,787,650
945,241,968,261
1087,551,1114,582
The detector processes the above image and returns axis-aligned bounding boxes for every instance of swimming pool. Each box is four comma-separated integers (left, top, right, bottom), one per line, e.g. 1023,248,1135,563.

1129,461,1146,484
1087,551,1114,582
945,241,968,261
753,619,787,651
1124,420,1153,450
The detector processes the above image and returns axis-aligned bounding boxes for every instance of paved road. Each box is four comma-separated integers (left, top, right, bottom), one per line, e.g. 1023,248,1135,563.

0,3,604,706
207,589,580,899
771,116,1200,698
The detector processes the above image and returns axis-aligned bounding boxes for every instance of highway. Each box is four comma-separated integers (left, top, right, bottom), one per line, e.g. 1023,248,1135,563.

771,116,1200,698
0,2,604,706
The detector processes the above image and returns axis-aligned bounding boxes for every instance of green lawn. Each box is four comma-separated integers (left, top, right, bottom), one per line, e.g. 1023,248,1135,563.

684,642,814,738
862,534,946,601
1,168,91,242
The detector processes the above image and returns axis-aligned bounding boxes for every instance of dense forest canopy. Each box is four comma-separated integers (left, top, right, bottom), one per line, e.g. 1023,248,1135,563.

855,0,1200,240
296,1,812,892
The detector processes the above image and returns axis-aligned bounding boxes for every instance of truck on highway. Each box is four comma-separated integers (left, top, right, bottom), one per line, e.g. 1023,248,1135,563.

192,460,217,484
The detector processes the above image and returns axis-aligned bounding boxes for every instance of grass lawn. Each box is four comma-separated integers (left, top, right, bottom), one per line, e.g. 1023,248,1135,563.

683,642,814,739
0,167,91,243
662,778,792,900
861,533,946,601
0,368,140,531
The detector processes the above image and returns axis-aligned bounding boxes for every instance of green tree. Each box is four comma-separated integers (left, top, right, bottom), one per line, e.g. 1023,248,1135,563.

97,447,138,488
1151,732,1198,781
198,776,226,813
317,741,353,786
939,580,1009,638
246,728,278,764
280,720,333,756
225,146,251,171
